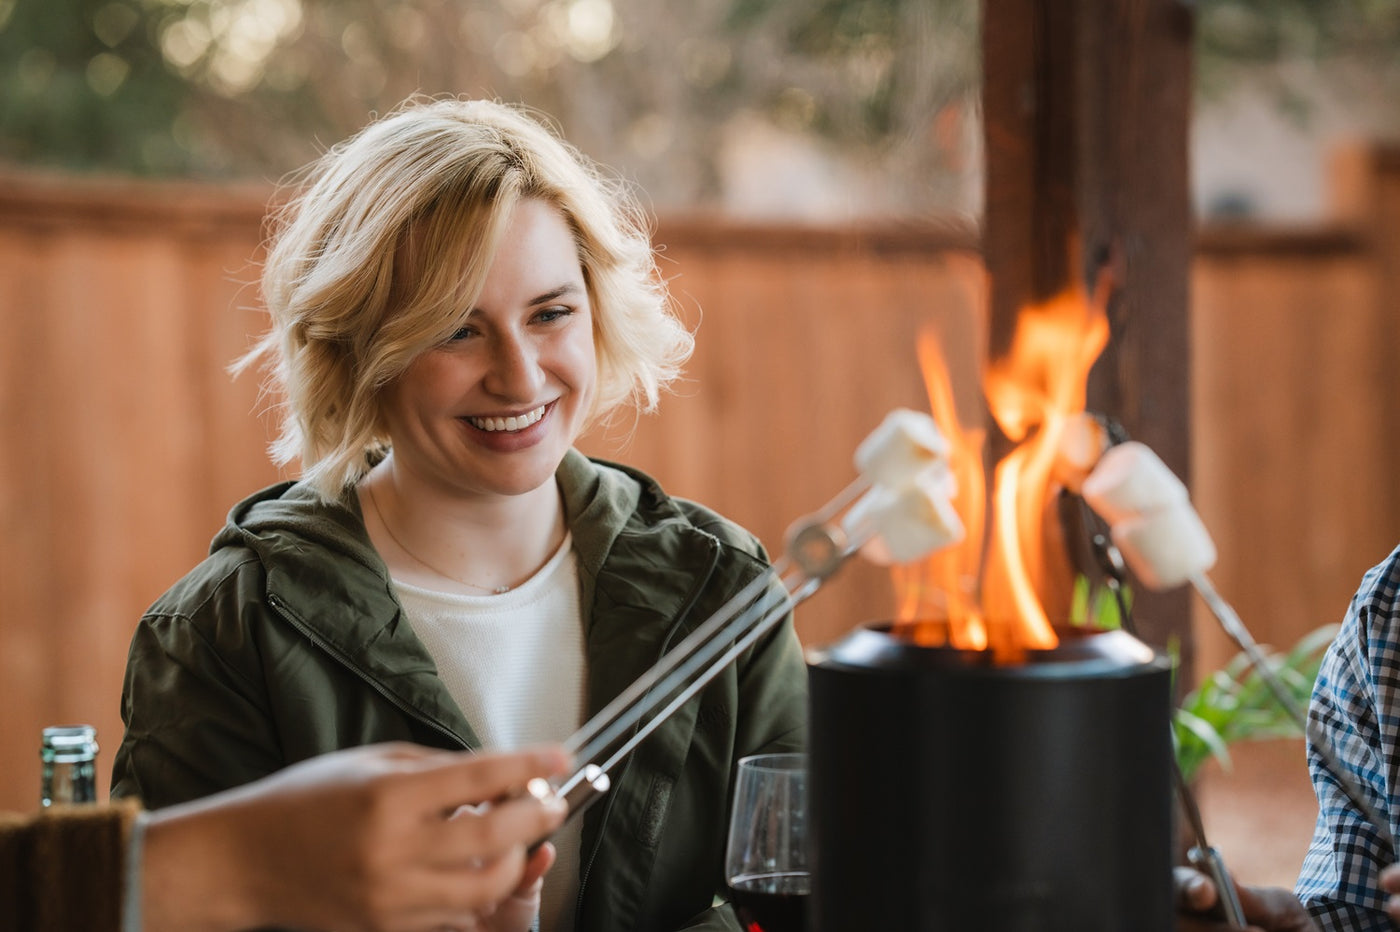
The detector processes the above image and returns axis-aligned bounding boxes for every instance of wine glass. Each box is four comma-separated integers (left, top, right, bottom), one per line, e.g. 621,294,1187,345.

724,752,811,932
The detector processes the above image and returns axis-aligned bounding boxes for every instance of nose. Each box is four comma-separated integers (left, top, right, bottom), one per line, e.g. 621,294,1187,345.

483,329,545,400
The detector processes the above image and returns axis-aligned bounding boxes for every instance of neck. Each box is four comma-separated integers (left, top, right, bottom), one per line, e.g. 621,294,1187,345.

359,457,566,594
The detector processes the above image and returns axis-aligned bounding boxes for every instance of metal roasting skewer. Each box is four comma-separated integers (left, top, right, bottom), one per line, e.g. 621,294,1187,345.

557,477,867,763
1078,423,1395,892
1091,534,1248,929
1187,571,1396,853
543,476,875,819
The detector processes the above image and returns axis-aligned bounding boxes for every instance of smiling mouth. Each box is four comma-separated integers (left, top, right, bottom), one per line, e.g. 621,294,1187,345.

465,403,549,433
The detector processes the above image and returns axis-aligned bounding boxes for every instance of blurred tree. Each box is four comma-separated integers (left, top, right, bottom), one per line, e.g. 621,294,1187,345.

0,0,190,173
1,0,1395,210
0,0,981,215
1195,0,1400,117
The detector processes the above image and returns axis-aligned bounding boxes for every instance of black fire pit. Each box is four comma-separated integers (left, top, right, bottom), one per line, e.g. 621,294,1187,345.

807,624,1174,931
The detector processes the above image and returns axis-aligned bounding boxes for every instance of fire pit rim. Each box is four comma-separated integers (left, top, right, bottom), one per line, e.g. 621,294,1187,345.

808,623,1168,680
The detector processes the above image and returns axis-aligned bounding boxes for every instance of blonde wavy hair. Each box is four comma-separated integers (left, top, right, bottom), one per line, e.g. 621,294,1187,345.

241,96,693,501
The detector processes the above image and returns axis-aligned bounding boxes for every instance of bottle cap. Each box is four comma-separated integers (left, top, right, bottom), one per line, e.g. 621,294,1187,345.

41,724,98,762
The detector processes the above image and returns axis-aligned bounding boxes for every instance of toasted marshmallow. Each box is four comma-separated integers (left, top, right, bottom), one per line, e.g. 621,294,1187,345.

855,408,951,490
1111,503,1218,591
1053,414,1109,493
844,471,964,565
1080,441,1188,526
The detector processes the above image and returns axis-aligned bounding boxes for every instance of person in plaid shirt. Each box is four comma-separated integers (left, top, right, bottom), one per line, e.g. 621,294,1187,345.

1178,547,1400,931
1294,545,1400,929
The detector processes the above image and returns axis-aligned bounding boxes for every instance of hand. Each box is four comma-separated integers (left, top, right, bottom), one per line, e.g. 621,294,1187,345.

475,841,556,932
1379,863,1400,920
1174,866,1319,932
141,742,570,932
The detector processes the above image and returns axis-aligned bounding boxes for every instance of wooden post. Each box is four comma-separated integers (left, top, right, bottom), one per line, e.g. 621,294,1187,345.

982,0,1195,662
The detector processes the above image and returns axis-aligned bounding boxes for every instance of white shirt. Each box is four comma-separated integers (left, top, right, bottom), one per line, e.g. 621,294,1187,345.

393,533,585,932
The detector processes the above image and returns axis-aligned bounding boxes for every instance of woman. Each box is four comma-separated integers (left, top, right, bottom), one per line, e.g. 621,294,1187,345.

111,97,808,932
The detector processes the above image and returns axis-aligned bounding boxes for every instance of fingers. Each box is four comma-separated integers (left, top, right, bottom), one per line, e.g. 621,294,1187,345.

472,845,554,932
1174,866,1219,913
435,792,566,869
1172,868,1271,932
381,860,530,929
405,745,571,813
1237,883,1317,930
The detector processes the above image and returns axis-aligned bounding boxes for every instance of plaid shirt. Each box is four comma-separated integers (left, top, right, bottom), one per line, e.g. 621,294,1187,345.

1295,546,1400,930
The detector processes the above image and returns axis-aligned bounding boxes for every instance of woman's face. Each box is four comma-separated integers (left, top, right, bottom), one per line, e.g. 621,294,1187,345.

380,198,597,500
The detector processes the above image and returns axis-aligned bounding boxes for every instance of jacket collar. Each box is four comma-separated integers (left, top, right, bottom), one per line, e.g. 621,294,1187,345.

223,480,477,745
557,450,727,714
219,451,724,746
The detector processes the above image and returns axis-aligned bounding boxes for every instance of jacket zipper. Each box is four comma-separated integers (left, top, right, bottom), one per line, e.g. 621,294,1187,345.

572,535,723,922
265,592,473,750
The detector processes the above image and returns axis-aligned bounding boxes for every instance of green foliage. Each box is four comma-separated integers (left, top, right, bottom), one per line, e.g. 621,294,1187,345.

1173,623,1339,784
1068,573,1127,631
0,0,982,186
4,0,1396,189
0,0,192,175
1197,0,1400,62
1195,0,1400,102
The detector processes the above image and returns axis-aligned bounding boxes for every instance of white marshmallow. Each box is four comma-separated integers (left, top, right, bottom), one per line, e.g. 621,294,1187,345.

1053,414,1109,493
1111,502,1218,591
855,408,951,490
1080,441,1188,526
843,471,965,565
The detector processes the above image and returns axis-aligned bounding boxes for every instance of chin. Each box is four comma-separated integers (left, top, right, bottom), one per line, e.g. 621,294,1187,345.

485,458,567,498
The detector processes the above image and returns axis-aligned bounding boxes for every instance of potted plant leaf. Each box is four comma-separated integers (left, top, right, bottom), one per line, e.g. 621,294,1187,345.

1069,574,1338,781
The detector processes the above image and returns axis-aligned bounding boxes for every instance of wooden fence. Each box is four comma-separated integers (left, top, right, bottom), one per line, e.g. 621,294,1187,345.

1191,144,1400,679
2,146,1398,817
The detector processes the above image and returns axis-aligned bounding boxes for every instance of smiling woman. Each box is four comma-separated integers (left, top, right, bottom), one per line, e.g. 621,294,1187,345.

107,96,808,932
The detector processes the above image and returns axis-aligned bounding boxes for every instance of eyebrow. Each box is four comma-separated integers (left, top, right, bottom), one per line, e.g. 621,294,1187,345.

529,283,583,306
465,283,584,318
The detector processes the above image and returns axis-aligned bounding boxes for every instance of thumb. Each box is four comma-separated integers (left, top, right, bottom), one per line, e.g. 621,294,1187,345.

1174,866,1218,912
513,841,556,897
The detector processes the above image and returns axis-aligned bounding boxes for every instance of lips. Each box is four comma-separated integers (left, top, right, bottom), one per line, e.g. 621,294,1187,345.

465,402,549,433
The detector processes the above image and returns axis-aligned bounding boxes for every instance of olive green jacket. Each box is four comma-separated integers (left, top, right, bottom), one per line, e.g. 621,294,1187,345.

111,450,808,931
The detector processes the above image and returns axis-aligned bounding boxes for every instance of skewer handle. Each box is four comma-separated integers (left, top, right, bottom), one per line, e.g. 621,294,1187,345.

525,765,611,855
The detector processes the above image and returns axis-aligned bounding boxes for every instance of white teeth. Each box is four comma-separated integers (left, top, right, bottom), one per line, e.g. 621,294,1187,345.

468,404,547,433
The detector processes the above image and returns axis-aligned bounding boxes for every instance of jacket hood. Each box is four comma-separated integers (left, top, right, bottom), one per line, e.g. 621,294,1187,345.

216,480,380,568
213,448,649,576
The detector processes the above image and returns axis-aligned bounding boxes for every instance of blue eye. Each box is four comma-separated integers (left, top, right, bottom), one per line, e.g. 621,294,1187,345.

535,306,573,324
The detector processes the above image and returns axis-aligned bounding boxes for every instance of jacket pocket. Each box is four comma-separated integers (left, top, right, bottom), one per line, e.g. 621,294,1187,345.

637,773,675,848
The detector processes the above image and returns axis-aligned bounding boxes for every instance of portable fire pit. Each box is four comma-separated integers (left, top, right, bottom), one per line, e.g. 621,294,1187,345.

808,622,1173,931
798,272,1175,931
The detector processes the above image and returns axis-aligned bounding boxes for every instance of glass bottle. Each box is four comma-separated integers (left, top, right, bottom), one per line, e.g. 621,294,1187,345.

40,724,99,806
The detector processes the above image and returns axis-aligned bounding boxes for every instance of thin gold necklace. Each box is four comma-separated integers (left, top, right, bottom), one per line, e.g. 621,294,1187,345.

365,483,511,595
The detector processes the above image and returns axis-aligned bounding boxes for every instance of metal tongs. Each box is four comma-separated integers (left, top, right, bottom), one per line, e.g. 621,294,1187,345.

1073,426,1396,928
1089,532,1249,928
542,480,859,818
528,409,962,830
1188,571,1395,851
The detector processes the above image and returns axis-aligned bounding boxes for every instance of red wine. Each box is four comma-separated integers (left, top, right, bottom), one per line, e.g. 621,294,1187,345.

727,871,811,932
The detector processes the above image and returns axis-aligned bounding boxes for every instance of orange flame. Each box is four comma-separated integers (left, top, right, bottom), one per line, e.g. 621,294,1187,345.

894,276,1109,657
891,333,987,650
